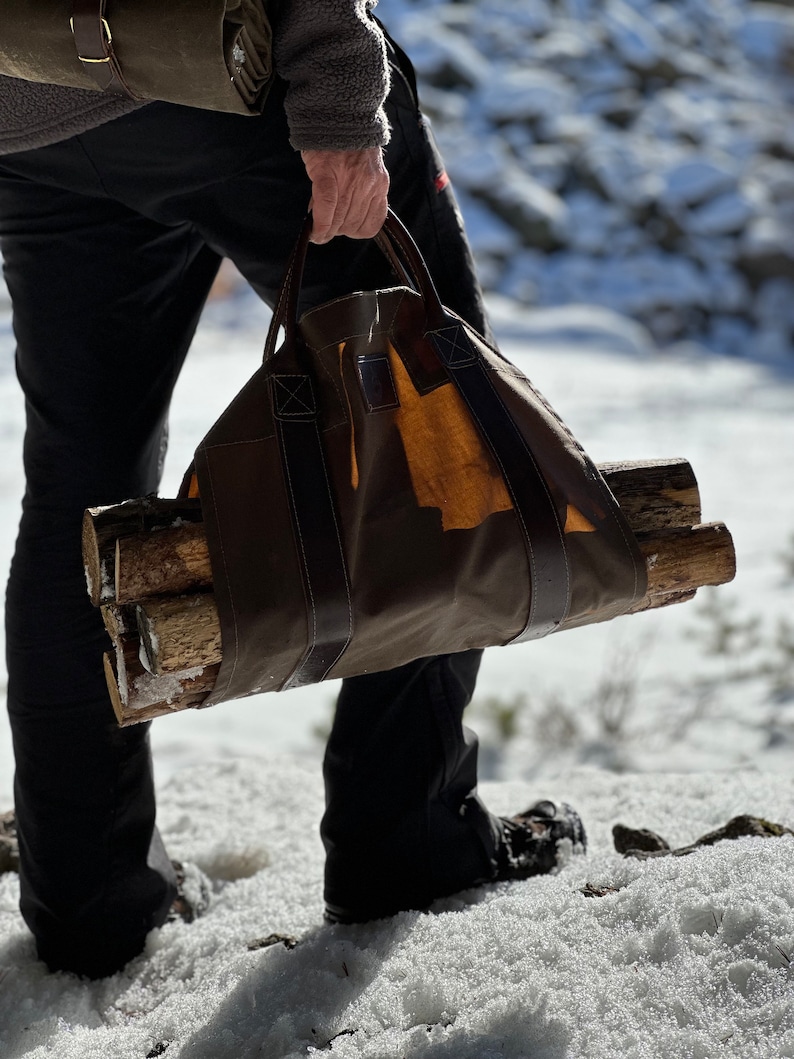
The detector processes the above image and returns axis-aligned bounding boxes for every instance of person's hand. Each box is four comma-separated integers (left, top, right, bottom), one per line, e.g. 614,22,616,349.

301,147,390,244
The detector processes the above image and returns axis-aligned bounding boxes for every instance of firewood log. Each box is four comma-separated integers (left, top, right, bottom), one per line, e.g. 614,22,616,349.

136,593,222,676
115,521,212,605
102,646,221,726
595,458,701,532
82,459,703,606
89,457,735,724
133,520,734,675
634,522,735,597
82,496,203,606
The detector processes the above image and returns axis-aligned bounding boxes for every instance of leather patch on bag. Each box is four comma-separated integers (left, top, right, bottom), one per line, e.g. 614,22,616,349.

429,324,478,368
272,375,316,419
356,353,400,413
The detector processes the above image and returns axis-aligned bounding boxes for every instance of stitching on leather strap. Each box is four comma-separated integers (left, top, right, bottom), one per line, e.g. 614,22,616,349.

428,322,570,639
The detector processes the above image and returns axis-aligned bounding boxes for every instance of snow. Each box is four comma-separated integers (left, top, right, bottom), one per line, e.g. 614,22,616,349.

602,0,668,71
1,759,793,1058
738,4,794,67
0,0,793,1052
688,191,758,239
660,160,738,210
1,292,792,1055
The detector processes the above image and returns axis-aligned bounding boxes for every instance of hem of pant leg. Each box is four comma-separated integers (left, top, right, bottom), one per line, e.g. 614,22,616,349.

422,657,503,888
37,930,150,980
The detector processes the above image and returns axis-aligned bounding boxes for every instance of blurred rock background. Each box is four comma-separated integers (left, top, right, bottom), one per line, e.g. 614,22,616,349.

2,0,791,361
386,0,794,358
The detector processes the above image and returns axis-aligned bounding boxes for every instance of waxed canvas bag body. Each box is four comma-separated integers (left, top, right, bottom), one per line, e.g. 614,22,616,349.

0,1,274,115
189,211,647,706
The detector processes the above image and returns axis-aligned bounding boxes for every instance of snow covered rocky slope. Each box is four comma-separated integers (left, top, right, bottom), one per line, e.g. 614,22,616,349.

388,0,794,358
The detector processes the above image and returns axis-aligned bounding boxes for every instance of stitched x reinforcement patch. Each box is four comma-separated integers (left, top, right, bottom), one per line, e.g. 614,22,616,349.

272,374,316,419
428,325,477,368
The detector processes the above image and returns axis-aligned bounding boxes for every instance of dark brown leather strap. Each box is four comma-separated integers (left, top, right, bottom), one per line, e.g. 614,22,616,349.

427,321,570,640
375,212,570,636
71,0,138,98
271,373,353,688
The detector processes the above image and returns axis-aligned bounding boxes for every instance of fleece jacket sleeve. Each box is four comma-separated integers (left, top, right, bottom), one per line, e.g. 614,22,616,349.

274,0,391,151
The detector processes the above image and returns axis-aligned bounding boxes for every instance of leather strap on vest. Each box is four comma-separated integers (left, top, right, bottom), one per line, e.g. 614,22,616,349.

71,0,138,98
428,323,570,640
271,374,354,689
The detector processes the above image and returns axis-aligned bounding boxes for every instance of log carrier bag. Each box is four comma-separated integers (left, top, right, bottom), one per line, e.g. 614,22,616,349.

186,210,648,705
0,1,275,115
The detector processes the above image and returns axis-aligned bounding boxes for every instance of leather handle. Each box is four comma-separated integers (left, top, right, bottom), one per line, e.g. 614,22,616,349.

71,0,138,98
263,209,447,362
263,211,314,362
375,212,447,328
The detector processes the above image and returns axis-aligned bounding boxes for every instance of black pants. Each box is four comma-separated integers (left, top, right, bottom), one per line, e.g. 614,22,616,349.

0,59,501,977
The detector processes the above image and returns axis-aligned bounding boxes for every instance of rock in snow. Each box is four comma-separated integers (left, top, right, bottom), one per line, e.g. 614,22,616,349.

387,0,794,357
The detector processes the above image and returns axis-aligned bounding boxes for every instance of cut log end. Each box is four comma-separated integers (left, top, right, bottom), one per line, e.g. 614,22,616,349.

103,650,219,727
137,593,222,675
637,522,736,596
82,509,113,607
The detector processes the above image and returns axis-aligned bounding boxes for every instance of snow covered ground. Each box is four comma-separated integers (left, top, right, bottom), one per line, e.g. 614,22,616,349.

1,758,793,1058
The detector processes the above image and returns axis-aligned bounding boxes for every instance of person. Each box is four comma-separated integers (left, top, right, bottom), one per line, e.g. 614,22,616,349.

0,0,585,979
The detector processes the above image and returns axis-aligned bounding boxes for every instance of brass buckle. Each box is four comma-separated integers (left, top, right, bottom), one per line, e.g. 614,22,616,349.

70,16,113,63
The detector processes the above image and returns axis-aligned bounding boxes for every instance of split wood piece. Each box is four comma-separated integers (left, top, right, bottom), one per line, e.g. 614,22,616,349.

136,593,222,677
135,521,735,676
596,458,701,533
85,458,702,607
100,598,221,724
102,645,221,727
82,495,203,606
116,521,212,605
100,602,137,643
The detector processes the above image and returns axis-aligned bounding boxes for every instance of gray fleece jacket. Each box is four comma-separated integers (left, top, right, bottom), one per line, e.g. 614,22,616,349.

0,0,390,156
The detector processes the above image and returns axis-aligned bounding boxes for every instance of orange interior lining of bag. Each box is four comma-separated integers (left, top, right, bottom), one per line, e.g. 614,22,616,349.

386,341,513,531
564,505,597,533
184,349,600,539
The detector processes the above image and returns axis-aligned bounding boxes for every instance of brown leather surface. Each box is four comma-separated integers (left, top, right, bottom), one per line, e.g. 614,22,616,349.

271,374,353,689
0,1,273,116
193,212,647,704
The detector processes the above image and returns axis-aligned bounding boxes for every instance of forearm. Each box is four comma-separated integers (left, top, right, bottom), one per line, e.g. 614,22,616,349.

273,0,391,151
